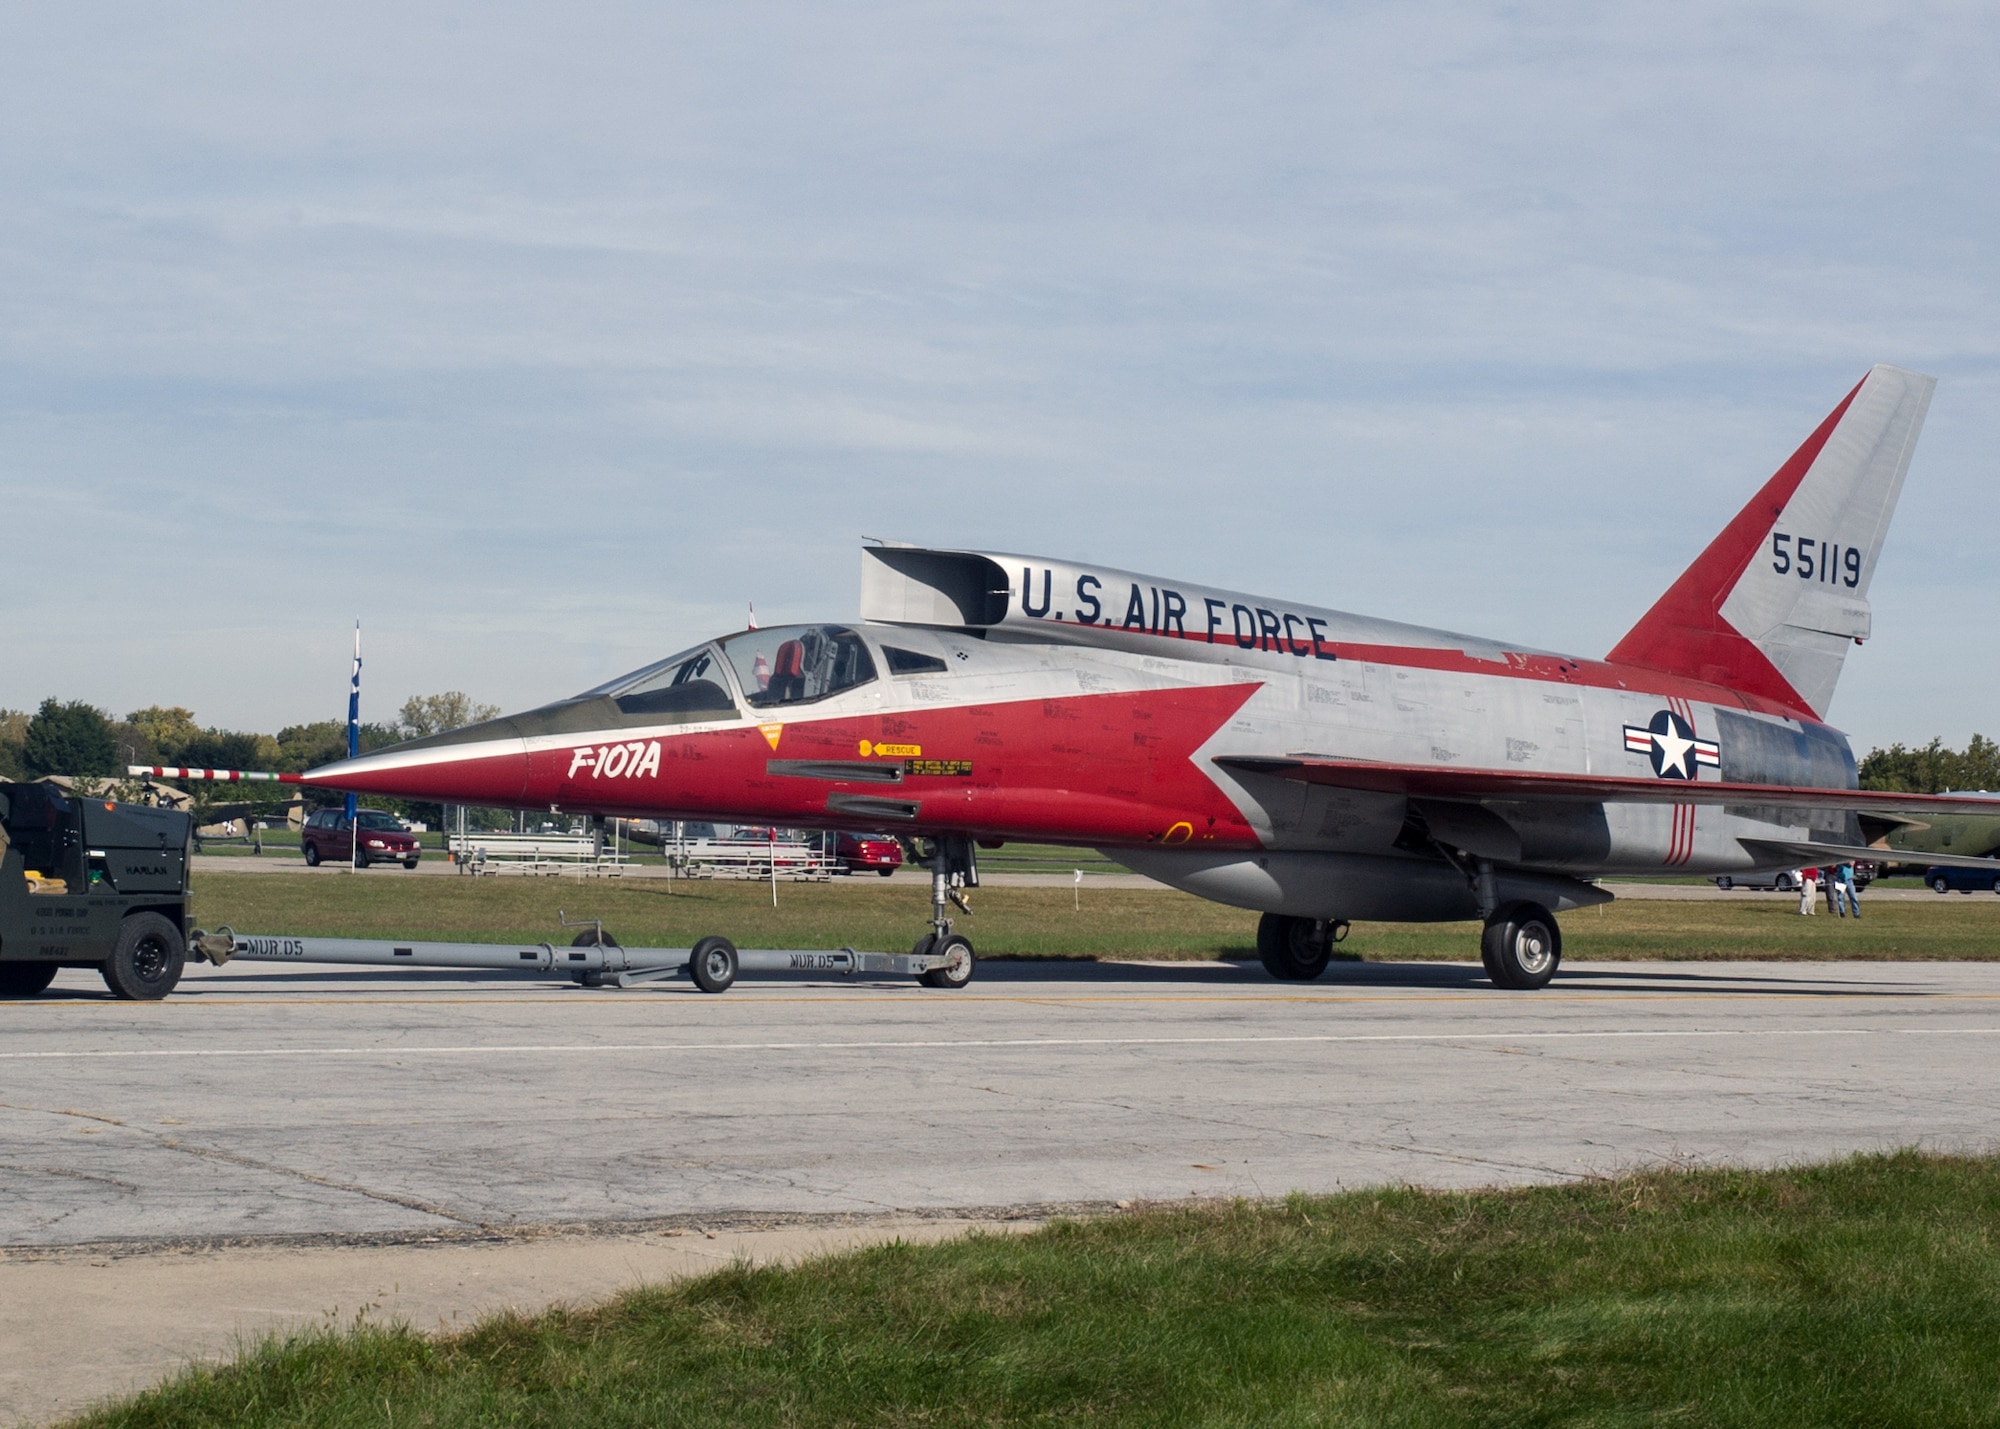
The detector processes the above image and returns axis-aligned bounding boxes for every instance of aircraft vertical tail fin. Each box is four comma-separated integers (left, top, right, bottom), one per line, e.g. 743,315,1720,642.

1606,365,1935,719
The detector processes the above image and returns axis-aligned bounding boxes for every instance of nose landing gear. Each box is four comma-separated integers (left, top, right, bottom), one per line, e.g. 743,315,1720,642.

909,835,978,989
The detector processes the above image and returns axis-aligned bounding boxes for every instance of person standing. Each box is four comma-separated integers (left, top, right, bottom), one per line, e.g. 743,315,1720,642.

1834,862,1861,918
1798,867,1819,915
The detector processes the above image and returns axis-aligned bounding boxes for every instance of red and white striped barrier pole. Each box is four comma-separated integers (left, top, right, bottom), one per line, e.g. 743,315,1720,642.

126,767,304,784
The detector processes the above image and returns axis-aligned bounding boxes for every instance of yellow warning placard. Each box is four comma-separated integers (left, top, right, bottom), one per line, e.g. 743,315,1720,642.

859,740,921,758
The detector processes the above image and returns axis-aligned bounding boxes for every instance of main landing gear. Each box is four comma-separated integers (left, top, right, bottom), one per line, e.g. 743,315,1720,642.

1254,896,1562,990
1444,851,1564,990
1256,914,1353,981
1479,902,1561,990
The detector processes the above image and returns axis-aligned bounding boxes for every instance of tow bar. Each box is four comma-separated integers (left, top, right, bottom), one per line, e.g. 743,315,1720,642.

193,917,974,995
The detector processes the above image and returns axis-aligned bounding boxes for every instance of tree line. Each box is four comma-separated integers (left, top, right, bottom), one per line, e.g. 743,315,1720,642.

1857,735,2000,794
0,693,499,821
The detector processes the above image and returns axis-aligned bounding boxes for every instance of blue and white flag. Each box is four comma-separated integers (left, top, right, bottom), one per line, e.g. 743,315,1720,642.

345,623,361,818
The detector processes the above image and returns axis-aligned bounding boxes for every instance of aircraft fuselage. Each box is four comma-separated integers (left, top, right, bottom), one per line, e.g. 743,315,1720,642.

321,558,1858,923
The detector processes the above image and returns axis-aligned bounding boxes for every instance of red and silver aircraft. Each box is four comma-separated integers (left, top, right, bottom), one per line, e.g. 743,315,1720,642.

298,364,1997,989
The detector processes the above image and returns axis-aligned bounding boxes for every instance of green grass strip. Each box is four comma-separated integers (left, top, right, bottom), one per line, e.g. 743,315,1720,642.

76,1152,2000,1427
192,871,2000,962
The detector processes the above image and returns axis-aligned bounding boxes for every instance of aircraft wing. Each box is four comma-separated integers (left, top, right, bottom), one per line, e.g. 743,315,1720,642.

1736,837,2000,873
1214,757,2000,818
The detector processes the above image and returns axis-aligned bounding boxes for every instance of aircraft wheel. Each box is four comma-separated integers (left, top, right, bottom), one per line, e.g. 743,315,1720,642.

1933,876,1950,894
0,963,58,998
102,913,186,1001
1256,913,1332,981
303,844,321,867
1481,904,1560,990
689,935,738,994
919,933,976,989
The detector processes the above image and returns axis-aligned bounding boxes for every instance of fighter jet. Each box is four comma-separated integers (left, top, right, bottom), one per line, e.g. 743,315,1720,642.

302,364,2000,988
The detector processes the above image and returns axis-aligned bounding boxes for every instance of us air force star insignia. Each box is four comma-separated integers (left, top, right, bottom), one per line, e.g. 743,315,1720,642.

1621,710,1721,781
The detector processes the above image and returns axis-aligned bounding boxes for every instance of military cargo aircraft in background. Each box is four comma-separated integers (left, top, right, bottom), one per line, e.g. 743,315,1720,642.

1884,800,2000,870
225,365,2000,989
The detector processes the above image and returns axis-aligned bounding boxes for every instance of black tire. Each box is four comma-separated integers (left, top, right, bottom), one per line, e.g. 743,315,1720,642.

1256,913,1332,981
354,850,370,869
1992,877,2000,896
102,913,186,1001
689,935,738,994
404,859,419,870
878,867,895,877
303,843,321,867
1716,877,1734,891
1933,876,1950,894
920,933,976,989
1480,903,1560,990
0,963,58,998
1776,873,1795,893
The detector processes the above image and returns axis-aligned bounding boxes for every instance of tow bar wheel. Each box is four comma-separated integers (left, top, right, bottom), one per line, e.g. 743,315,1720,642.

1481,903,1561,990
689,935,739,994
570,927,618,987
916,933,976,989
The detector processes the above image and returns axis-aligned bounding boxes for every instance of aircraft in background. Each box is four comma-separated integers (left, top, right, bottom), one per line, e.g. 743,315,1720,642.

283,364,2000,989
1883,800,2000,870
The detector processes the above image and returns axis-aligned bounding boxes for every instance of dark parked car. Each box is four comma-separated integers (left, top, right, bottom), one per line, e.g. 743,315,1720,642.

835,832,903,876
302,808,421,869
1925,862,2000,895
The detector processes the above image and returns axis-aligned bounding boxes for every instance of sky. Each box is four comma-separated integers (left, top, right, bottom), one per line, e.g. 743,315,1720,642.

2,1,1995,752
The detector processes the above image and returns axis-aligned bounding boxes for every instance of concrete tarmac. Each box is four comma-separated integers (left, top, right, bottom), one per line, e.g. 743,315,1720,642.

7,955,1999,1421
10,956,1999,1247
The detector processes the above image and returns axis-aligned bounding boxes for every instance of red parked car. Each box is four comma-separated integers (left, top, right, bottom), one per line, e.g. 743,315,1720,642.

835,832,903,876
302,808,421,869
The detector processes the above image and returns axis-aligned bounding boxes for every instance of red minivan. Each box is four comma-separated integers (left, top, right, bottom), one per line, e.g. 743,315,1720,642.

302,809,422,869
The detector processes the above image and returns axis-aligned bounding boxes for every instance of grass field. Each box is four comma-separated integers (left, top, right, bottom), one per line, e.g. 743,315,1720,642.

197,834,1134,875
189,870,2000,962
75,1152,2000,1428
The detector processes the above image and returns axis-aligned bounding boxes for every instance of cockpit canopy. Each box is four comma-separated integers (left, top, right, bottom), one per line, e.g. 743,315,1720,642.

719,625,877,708
585,624,877,716
587,644,738,718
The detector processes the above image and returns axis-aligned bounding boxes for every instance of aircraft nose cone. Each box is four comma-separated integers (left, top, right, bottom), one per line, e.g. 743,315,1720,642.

303,729,532,806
